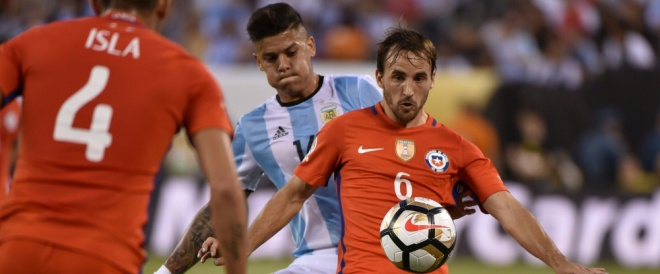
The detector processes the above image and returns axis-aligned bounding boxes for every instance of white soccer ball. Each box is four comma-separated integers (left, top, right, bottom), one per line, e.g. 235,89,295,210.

380,197,457,273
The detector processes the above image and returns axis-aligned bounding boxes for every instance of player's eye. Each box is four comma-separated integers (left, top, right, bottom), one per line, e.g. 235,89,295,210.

287,50,297,57
263,55,277,62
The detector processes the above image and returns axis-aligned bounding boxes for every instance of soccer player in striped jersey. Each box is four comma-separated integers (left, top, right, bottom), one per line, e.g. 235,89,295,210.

156,3,384,274
240,28,607,274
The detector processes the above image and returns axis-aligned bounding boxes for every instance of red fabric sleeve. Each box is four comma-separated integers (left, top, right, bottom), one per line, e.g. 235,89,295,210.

458,137,507,203
0,32,24,98
294,117,346,187
184,66,234,138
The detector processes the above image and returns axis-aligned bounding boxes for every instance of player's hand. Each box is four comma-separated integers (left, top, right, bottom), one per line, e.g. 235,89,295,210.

552,261,607,274
197,237,252,266
445,183,478,220
197,237,220,264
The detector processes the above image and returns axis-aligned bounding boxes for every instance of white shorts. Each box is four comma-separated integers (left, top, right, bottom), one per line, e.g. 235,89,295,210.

273,248,338,274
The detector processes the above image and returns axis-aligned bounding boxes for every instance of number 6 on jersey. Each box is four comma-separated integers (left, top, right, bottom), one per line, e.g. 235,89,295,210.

53,65,113,162
394,172,412,200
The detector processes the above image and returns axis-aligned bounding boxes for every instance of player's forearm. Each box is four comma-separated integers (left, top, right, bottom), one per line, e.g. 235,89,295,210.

487,192,568,269
511,209,566,264
247,186,305,253
163,204,213,274
191,129,248,273
210,184,248,274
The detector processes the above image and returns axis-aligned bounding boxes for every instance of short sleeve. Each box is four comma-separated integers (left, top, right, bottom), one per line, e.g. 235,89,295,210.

333,75,382,111
357,75,383,107
232,121,263,191
0,33,25,101
294,117,346,187
458,138,507,203
184,66,234,137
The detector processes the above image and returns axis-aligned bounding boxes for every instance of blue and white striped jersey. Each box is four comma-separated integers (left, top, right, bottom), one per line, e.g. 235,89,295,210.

232,74,382,257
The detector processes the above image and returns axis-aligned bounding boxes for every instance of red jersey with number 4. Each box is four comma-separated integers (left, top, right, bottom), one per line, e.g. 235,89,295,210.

0,14,233,273
295,104,507,274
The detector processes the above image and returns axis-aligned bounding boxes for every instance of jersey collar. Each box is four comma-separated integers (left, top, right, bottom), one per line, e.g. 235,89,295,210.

277,75,325,107
102,10,146,28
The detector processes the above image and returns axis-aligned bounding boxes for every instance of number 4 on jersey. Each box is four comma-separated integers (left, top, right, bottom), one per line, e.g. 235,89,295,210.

53,65,113,162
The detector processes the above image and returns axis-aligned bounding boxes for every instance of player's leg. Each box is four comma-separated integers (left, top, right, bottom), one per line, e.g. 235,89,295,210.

0,238,129,274
273,248,338,274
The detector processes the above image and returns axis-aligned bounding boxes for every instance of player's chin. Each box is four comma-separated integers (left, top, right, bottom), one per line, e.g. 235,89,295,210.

395,107,418,120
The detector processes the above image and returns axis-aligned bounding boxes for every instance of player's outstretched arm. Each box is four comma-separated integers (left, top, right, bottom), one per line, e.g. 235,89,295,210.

247,175,318,253
158,204,212,274
483,191,607,274
191,129,247,274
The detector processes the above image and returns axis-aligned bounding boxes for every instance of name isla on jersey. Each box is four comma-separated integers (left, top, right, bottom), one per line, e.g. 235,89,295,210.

85,28,140,59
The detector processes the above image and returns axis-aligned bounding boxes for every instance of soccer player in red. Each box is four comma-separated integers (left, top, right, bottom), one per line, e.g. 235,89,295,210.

244,28,607,274
0,1,247,273
0,100,20,204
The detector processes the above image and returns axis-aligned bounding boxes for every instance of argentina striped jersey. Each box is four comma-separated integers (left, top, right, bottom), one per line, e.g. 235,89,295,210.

232,74,382,257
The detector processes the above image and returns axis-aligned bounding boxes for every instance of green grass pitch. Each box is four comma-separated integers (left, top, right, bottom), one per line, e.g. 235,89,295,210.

142,254,658,274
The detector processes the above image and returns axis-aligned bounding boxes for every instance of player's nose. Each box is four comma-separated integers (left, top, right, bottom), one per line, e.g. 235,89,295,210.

402,80,414,96
277,55,291,72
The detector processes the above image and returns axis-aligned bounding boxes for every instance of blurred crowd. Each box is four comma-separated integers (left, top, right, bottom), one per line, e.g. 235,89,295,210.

2,0,659,195
3,1,660,75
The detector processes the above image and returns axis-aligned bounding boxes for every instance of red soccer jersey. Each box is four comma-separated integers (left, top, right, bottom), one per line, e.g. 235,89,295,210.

0,100,20,203
295,104,507,274
0,13,233,273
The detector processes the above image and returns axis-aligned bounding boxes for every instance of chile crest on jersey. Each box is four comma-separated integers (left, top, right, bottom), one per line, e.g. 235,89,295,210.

425,149,450,172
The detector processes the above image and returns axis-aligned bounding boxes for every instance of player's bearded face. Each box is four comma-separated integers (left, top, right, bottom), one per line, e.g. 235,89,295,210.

378,51,434,124
253,27,316,101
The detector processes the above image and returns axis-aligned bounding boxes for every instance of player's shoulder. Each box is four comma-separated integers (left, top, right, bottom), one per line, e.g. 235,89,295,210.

325,74,377,89
34,16,105,34
430,119,466,144
6,17,85,42
325,74,374,81
325,74,381,100
140,34,212,80
136,28,202,67
328,104,376,126
237,96,278,121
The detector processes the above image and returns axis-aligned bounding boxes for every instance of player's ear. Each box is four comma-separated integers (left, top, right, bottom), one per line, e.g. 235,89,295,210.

375,69,384,89
429,69,436,89
253,53,263,71
307,36,316,57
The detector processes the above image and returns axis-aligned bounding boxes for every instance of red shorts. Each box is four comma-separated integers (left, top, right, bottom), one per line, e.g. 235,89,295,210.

0,238,129,274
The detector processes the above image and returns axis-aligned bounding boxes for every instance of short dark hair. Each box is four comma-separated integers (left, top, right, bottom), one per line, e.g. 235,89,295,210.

376,27,437,74
246,2,305,42
98,0,159,13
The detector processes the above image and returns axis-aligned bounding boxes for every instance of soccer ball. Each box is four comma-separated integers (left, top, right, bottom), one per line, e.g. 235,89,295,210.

379,197,457,273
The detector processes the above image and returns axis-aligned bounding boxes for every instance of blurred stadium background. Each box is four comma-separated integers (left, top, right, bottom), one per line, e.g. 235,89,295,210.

3,0,660,273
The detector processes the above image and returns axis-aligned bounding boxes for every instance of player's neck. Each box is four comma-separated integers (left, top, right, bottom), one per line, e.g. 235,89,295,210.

100,9,158,30
277,74,320,103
